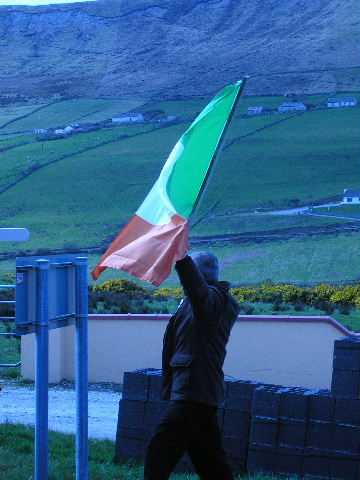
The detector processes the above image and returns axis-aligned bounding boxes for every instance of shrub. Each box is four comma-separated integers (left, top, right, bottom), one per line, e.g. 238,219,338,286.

294,302,305,312
279,285,303,303
272,300,287,312
337,303,352,315
309,284,337,304
232,287,258,303
92,279,147,297
330,285,360,305
355,296,360,309
153,287,183,300
319,301,335,315
1,272,15,285
239,303,255,315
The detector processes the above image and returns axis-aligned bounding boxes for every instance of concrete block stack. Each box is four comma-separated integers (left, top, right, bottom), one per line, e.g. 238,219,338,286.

332,337,360,398
248,385,360,479
223,378,260,472
114,369,151,461
115,369,260,473
114,338,360,479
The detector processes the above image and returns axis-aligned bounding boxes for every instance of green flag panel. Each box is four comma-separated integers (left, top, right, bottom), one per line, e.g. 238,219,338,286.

166,81,243,218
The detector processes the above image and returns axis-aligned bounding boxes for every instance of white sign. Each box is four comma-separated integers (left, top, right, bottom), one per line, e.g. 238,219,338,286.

0,228,30,242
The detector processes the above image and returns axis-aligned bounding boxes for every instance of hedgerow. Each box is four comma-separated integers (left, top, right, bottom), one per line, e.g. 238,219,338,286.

153,287,183,300
89,279,360,313
92,279,147,297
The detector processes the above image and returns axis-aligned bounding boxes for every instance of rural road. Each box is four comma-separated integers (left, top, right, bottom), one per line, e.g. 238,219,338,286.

261,202,343,216
0,384,121,440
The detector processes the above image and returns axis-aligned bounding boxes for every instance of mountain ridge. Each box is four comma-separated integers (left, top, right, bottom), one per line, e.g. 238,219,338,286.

0,0,359,100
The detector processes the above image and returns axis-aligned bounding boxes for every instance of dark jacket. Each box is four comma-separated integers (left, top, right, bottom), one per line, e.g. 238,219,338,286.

161,255,239,406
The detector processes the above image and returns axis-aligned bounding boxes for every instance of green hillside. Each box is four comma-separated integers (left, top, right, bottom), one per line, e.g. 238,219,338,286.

0,93,359,285
1,0,358,98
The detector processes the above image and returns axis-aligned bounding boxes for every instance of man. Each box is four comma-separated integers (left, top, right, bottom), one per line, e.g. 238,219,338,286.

144,251,239,480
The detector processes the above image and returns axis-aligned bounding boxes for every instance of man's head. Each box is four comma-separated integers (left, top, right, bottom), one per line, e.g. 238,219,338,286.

191,251,219,284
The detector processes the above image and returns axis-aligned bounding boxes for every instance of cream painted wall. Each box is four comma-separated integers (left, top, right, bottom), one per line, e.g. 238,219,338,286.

21,326,69,383
62,319,167,383
21,315,350,389
224,319,344,388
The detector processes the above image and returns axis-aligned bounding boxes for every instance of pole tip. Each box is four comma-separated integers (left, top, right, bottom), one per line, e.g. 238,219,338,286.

75,256,88,265
36,258,49,268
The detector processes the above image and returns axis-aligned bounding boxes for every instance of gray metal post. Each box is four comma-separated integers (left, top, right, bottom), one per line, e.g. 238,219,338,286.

35,259,49,480
75,257,89,480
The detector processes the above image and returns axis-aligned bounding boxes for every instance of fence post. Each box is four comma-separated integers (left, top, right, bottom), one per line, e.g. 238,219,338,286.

75,257,89,480
35,259,49,480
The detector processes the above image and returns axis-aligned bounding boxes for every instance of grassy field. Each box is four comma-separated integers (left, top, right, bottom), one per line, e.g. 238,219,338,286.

206,232,360,285
0,98,145,132
0,321,20,379
73,231,360,287
0,323,19,364
0,283,19,378
191,211,350,236
0,103,47,128
0,93,359,284
199,107,360,211
0,424,274,480
0,230,355,286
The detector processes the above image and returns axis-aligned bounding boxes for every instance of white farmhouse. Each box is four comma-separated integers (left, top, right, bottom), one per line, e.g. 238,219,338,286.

64,126,74,135
157,115,177,123
343,189,360,204
327,97,358,108
112,112,144,124
278,102,307,113
247,106,263,116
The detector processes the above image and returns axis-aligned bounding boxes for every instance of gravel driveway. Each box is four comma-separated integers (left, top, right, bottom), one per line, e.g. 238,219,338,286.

0,384,121,440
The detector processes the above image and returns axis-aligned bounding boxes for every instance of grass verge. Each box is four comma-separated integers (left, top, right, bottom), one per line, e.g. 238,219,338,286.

0,423,276,480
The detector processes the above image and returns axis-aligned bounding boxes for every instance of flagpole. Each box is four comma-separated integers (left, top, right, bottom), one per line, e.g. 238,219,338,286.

190,77,249,221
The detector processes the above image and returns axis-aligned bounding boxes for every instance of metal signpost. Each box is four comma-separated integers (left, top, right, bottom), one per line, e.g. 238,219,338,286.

15,253,89,480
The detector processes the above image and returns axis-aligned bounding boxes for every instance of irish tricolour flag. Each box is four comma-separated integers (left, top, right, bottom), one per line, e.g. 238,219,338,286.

92,80,245,285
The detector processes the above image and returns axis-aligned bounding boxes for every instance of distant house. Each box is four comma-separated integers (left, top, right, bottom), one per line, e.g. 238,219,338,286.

327,97,358,108
278,102,307,113
157,115,177,123
112,113,144,124
63,126,74,135
47,127,73,138
143,109,165,121
36,130,62,141
247,106,263,116
54,129,66,136
343,189,360,204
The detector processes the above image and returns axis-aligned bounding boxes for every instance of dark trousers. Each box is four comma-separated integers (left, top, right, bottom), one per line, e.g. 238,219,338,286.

144,401,234,480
